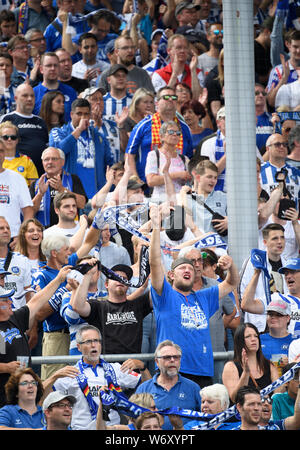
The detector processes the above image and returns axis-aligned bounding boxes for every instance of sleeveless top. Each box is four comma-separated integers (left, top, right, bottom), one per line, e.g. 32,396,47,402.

234,361,272,391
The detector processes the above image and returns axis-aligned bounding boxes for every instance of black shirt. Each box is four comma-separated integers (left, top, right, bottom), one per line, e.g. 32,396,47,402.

85,293,152,355
0,306,31,407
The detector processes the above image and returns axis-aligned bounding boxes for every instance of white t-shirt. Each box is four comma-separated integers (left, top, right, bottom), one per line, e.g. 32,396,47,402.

0,169,33,237
0,252,32,309
275,79,300,110
71,59,109,82
43,223,80,239
54,361,141,429
145,150,188,202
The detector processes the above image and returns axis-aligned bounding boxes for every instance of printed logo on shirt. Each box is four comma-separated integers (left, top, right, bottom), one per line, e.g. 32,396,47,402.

180,304,208,330
17,166,25,173
0,183,9,204
0,328,22,344
105,311,138,326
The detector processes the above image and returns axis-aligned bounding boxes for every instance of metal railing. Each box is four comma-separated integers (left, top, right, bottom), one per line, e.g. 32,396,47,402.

31,351,234,365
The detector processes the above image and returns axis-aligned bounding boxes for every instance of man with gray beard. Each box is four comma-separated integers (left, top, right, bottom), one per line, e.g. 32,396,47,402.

135,339,201,430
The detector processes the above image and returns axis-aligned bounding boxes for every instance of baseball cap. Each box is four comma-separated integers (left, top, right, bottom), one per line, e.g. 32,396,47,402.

171,257,194,271
266,298,291,316
216,106,225,120
0,285,15,298
80,86,105,99
278,258,300,274
175,2,200,17
176,26,208,46
107,64,128,77
0,268,11,276
42,391,77,412
127,178,146,191
111,264,133,281
105,38,115,55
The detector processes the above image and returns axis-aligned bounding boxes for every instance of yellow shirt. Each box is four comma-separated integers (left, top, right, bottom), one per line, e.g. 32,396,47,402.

4,154,39,186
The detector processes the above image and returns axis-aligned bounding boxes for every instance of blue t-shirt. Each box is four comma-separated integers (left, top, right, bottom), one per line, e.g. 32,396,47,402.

0,404,44,429
33,82,77,122
136,373,201,430
150,278,219,376
260,333,294,363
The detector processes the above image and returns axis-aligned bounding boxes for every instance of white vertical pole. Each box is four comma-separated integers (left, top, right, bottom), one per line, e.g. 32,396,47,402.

222,0,258,269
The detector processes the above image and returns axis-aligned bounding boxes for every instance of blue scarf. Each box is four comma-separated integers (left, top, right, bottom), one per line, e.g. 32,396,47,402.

34,171,73,227
215,129,226,191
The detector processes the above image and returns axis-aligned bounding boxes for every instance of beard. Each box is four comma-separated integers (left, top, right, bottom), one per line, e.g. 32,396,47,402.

174,280,194,292
119,56,135,67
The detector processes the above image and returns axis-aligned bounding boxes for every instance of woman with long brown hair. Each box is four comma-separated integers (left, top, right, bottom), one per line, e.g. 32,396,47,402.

222,322,279,403
40,91,65,132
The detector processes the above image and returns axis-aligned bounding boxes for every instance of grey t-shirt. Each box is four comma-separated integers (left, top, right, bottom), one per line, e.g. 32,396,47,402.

97,65,155,94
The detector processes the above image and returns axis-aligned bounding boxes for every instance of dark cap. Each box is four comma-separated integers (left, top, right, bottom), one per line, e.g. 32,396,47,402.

107,64,128,76
175,2,200,17
111,264,133,281
171,257,194,271
176,26,208,47
105,39,115,55
127,178,146,191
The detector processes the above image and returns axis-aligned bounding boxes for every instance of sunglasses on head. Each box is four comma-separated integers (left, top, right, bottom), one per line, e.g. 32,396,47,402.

2,134,18,141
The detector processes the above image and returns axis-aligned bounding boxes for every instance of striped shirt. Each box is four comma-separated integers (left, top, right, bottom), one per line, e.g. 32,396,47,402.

103,92,133,123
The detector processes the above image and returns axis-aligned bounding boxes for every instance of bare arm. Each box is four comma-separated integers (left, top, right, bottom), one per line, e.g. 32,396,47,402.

149,206,165,295
218,255,239,299
69,272,92,317
240,269,265,314
27,266,71,329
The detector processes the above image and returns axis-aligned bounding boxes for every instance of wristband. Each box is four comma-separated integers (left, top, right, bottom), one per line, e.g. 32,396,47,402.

139,365,146,372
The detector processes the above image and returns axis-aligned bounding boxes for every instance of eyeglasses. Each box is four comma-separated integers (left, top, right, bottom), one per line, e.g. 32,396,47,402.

157,355,181,361
190,257,203,264
213,29,223,35
160,95,178,101
117,46,136,51
51,402,73,409
19,380,38,387
29,37,46,43
14,45,29,51
79,339,101,345
42,157,60,162
2,135,18,140
269,142,288,148
166,129,181,136
261,397,272,405
267,311,286,318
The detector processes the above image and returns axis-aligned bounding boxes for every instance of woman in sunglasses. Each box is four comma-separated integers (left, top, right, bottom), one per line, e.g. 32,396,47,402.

145,120,192,202
0,367,44,429
0,120,38,186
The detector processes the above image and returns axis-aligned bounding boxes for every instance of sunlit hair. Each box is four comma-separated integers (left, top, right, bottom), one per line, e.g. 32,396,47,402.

200,383,230,410
128,87,155,117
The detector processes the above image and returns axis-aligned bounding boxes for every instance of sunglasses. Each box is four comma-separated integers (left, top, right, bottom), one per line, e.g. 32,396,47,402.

166,129,181,136
255,90,267,96
2,134,18,141
261,397,272,405
213,30,223,35
160,95,178,101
